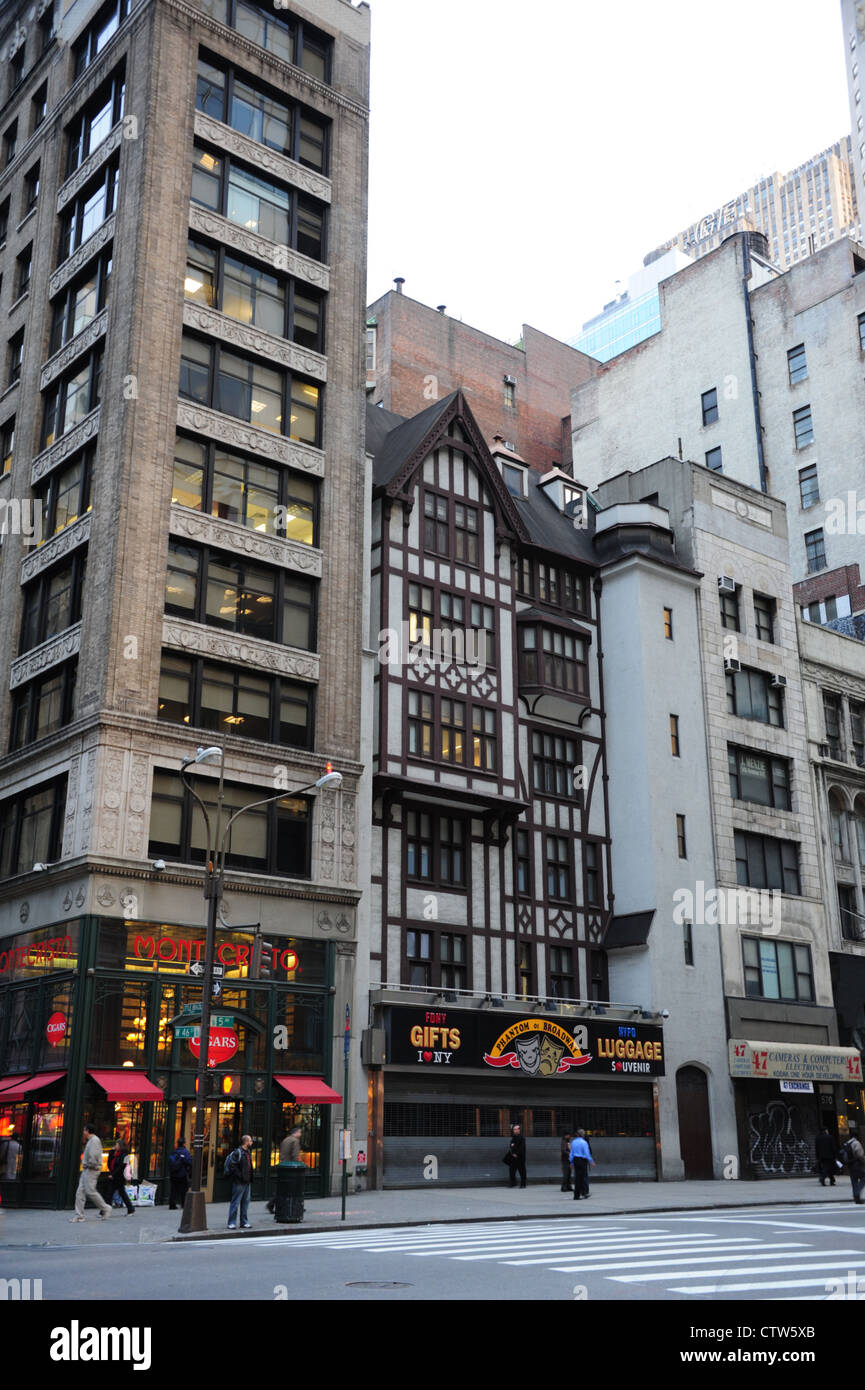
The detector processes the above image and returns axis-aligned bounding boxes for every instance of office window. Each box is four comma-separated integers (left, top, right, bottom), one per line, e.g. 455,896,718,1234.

735,832,801,895
190,146,326,261
728,746,791,809
850,701,865,768
669,713,680,757
195,58,329,173
726,667,784,727
823,692,843,759
532,730,579,797
676,814,687,859
9,663,77,751
440,934,467,992
470,601,495,668
157,651,313,748
185,238,326,352
454,502,479,566
1,418,13,477
405,812,465,888
839,885,861,942
40,348,104,449
32,85,48,132
705,446,723,472
38,449,94,539
0,198,8,246
164,539,316,650
549,946,574,1001
405,930,432,989
0,778,67,881
9,46,25,96
805,528,826,573
15,246,32,300
545,835,571,900
4,121,18,168
538,563,558,604
753,593,776,643
24,164,39,215
663,607,673,639
793,404,814,449
787,343,807,384
407,690,433,758
422,493,448,555
49,253,113,356
515,829,531,896
57,162,119,264
39,4,55,51
471,707,496,772
8,330,24,388
439,699,465,764
73,0,137,75
518,626,588,696
19,554,87,655
719,586,740,631
584,841,602,906
178,333,321,446
798,463,819,509
148,770,309,877
172,435,316,543
683,921,694,967
66,70,125,176
743,937,812,1001
701,388,718,425
197,0,333,82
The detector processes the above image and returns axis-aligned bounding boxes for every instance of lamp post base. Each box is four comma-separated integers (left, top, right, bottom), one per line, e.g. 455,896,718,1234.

178,1190,207,1234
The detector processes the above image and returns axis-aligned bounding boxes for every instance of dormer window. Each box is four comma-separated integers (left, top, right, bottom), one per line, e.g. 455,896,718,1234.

502,461,526,498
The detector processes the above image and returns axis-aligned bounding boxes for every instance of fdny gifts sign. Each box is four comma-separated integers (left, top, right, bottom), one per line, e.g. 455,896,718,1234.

386,1007,665,1078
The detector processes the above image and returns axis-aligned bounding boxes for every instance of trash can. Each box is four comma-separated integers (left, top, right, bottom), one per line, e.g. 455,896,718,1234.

273,1161,306,1223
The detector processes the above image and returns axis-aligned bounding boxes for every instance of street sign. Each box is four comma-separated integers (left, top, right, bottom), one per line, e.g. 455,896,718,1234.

188,962,204,978
175,1025,201,1039
181,1003,202,1016
210,1014,234,1027
212,965,224,978
211,981,222,1001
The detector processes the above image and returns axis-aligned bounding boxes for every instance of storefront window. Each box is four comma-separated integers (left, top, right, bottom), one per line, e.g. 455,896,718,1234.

149,1101,167,1180
86,1101,144,1176
38,980,74,1068
26,1101,63,1178
0,920,81,982
5,988,37,1072
0,1104,27,1179
271,1101,320,1174
274,990,325,1072
89,979,149,1066
243,1098,266,1179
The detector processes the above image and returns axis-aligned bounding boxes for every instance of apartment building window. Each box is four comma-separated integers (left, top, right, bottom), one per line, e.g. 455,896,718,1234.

9,663,77,751
726,667,784,727
4,121,18,168
407,582,433,647
859,312,865,352
503,380,516,410
549,946,574,1000
1,418,13,477
471,707,496,772
538,563,559,605
728,746,791,809
405,811,466,888
19,554,87,655
38,4,55,52
37,449,94,539
23,164,40,215
407,690,433,758
805,528,826,573
15,247,32,300
532,730,579,797
743,937,812,1001
701,388,718,425
185,238,325,352
191,147,326,262
798,463,819,509
8,330,24,388
787,343,808,384
157,651,313,748
148,770,310,877
735,832,801,895
32,86,47,132
719,585,740,631
10,46,25,95
57,162,119,263
197,0,333,82
545,835,571,901
171,435,317,543
73,0,137,75
705,447,723,472
440,934,467,991
676,814,687,858
0,778,67,881
454,503,479,566
66,70,126,176
585,841,602,906
519,625,588,697
439,699,465,763
753,593,776,643
195,58,330,174
49,253,113,356
669,713,680,756
793,404,814,449
178,333,321,446
850,701,865,768
165,539,315,648
422,493,448,556
515,828,531,896
40,348,104,449
663,607,673,639
562,570,588,614
683,921,694,967
823,692,843,759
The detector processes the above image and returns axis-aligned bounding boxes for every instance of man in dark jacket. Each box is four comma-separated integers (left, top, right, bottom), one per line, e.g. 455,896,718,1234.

560,1133,573,1192
168,1136,193,1210
815,1128,837,1187
227,1134,254,1229
842,1132,865,1204
508,1124,526,1189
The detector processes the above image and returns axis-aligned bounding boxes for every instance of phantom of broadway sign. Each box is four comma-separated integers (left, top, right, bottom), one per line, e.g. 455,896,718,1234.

386,1007,665,1078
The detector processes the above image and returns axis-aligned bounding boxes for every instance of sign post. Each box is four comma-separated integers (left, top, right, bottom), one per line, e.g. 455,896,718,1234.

341,1004,350,1222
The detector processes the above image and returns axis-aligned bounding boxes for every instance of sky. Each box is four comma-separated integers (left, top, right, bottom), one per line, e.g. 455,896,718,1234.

365,0,851,345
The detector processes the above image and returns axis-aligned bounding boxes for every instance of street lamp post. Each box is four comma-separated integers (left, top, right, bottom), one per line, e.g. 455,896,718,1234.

177,747,342,1235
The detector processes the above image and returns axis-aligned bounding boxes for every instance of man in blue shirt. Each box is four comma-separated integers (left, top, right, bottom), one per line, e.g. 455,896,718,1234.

569,1130,594,1200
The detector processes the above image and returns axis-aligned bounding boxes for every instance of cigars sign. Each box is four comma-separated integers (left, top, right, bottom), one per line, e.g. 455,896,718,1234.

387,1008,665,1078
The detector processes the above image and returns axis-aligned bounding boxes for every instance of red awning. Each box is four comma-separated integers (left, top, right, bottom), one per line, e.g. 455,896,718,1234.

0,1072,66,1101
88,1071,165,1102
274,1076,342,1105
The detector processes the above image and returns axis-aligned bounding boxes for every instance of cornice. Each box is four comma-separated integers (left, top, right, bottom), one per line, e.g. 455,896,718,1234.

9,623,82,690
48,217,115,299
55,124,123,213
20,513,91,585
192,111,331,203
40,310,109,389
187,204,329,289
168,505,322,576
162,615,319,682
181,302,326,381
176,400,324,476
31,408,100,487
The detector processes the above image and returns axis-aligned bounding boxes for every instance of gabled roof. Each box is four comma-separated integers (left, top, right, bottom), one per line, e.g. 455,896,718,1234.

513,470,599,567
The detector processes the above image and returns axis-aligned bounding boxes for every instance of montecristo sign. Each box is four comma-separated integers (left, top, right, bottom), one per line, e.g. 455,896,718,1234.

484,1018,592,1076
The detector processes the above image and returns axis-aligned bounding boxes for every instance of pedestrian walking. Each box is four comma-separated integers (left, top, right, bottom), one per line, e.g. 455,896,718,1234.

225,1134,254,1229
508,1123,527,1189
815,1127,838,1187
267,1126,302,1213
70,1124,112,1222
569,1129,595,1200
560,1132,573,1192
168,1136,193,1210
108,1138,135,1214
840,1131,865,1204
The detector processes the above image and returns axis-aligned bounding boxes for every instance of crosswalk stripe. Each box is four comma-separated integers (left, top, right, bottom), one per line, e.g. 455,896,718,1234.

670,1274,859,1294
612,1253,865,1283
502,1241,811,1268
545,1246,849,1276
454,1238,767,1263
388,1233,741,1257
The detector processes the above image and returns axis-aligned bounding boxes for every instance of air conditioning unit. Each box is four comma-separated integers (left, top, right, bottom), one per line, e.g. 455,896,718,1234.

718,576,737,594
770,674,787,689
503,374,517,386
724,658,741,673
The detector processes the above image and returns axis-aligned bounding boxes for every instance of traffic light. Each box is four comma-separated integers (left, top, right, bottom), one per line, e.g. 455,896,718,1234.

251,934,274,980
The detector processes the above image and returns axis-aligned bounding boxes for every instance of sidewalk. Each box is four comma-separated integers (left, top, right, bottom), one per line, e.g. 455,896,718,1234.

0,1176,859,1247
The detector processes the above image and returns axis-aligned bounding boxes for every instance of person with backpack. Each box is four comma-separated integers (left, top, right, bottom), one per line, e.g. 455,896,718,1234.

225,1134,254,1230
840,1130,865,1204
815,1128,838,1187
168,1136,193,1211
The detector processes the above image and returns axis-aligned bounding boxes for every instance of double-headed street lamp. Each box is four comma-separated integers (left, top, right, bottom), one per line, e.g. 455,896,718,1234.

177,745,342,1234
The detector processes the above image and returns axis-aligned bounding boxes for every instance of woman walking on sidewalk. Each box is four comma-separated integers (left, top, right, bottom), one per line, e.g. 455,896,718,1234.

109,1138,135,1214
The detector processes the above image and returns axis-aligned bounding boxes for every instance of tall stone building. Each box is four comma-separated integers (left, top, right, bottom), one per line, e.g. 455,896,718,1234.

0,0,369,1207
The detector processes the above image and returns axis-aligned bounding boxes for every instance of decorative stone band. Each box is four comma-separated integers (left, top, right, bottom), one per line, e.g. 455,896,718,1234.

40,311,109,390
175,400,324,477
10,623,82,690
181,302,327,382
192,112,332,204
21,513,91,586
169,505,322,577
187,205,329,290
49,217,115,300
31,408,101,488
56,125,123,213
162,616,319,682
